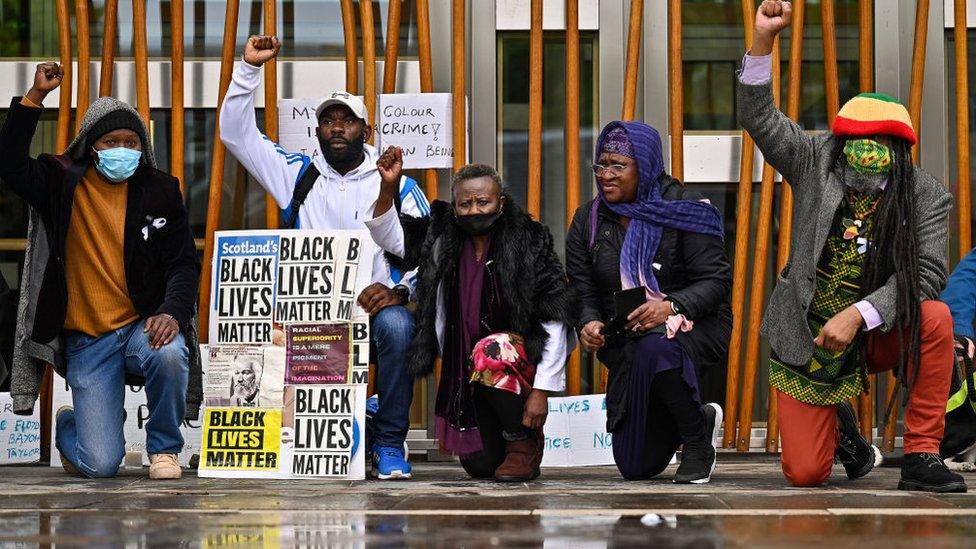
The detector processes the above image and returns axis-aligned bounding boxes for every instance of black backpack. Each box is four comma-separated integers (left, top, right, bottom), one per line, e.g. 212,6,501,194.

280,163,405,229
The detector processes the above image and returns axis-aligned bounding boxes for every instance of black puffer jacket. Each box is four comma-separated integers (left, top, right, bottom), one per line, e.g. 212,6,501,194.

565,179,732,431
390,197,572,377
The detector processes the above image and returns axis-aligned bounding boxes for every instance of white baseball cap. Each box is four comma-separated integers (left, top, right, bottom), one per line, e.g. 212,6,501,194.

315,91,368,123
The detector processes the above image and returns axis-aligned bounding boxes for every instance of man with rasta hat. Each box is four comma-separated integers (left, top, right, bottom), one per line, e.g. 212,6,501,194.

0,62,201,479
220,35,429,479
739,0,966,492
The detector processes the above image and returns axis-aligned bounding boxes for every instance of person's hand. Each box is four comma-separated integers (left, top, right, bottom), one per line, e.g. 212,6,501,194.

813,305,864,353
26,62,63,105
626,300,672,332
144,314,180,350
753,1,793,56
357,283,403,315
243,35,281,67
377,146,404,189
522,389,549,429
580,320,606,353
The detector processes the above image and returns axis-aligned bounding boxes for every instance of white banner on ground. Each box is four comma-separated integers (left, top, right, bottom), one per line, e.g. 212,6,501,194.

541,394,615,467
1,392,41,464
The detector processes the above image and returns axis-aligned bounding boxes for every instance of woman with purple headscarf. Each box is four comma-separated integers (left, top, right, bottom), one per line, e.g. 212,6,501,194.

566,121,732,483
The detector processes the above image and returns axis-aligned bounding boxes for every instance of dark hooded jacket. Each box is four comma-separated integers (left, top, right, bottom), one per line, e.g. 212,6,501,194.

0,96,202,418
389,197,572,377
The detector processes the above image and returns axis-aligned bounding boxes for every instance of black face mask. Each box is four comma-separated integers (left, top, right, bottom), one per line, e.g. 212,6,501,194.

456,209,503,236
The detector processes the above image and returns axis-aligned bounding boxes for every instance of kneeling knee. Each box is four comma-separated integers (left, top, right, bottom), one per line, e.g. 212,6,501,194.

81,457,122,479
783,463,830,487
617,461,669,481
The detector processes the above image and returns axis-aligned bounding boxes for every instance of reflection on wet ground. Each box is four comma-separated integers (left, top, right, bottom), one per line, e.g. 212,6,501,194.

3,458,976,547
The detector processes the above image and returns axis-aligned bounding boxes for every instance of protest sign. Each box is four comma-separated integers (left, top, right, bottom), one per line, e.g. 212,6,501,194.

286,324,352,384
1,392,41,464
276,97,331,160
291,385,358,477
376,93,464,169
541,394,616,467
200,407,282,473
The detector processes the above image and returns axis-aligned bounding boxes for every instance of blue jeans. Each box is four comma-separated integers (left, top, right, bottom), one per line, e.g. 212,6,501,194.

56,320,189,478
370,305,416,447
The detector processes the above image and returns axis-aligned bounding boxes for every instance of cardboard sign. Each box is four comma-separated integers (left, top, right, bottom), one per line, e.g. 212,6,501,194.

541,394,616,467
200,407,282,472
376,93,463,169
1,393,41,464
276,97,333,161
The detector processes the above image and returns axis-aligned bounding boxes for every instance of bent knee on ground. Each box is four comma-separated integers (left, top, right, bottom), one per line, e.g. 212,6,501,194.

616,459,671,481
79,454,123,478
782,460,831,487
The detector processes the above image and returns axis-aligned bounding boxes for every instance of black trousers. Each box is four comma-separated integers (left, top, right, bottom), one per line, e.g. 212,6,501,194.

459,384,530,478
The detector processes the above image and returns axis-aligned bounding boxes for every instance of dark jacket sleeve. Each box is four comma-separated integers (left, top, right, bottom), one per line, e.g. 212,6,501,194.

386,201,440,273
531,223,571,324
0,97,59,209
153,177,201,330
666,230,732,320
565,204,604,331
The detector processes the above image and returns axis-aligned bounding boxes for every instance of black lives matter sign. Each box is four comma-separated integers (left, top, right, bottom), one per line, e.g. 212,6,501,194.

292,386,356,477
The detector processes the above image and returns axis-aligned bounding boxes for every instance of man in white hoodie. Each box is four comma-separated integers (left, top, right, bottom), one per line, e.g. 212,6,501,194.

220,35,428,479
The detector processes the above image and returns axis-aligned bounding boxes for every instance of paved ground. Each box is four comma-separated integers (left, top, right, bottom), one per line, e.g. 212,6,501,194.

2,455,976,547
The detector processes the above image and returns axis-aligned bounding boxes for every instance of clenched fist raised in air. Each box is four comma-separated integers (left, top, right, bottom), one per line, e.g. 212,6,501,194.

752,1,793,56
26,62,64,106
244,35,281,67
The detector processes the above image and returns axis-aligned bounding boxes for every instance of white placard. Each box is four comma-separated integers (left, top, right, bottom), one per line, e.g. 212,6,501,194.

1,392,41,464
541,394,615,467
276,97,334,161
377,93,462,169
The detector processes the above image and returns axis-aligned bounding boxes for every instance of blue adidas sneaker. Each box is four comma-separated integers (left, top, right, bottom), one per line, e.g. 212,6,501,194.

372,444,412,480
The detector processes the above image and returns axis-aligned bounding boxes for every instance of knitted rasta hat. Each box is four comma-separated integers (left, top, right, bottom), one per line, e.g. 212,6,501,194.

832,92,917,145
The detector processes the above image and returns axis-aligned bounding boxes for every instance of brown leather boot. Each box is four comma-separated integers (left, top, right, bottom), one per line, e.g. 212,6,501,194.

494,432,543,482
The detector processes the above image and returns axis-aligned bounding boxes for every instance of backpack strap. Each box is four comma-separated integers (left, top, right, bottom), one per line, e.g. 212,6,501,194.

281,163,321,229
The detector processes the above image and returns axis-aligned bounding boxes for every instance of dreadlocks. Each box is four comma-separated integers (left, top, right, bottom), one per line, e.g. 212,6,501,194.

862,139,922,393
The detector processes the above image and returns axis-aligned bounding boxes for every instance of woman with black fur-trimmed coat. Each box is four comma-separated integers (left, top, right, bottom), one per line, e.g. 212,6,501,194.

370,163,573,483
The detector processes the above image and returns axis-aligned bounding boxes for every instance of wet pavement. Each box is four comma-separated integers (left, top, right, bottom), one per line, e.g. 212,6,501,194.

2,456,976,547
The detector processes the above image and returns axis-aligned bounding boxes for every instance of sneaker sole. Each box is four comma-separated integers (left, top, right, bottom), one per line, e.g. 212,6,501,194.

675,403,723,485
373,470,412,480
897,479,968,493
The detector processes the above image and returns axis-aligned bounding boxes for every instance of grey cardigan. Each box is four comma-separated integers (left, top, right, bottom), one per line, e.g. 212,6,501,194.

736,79,952,367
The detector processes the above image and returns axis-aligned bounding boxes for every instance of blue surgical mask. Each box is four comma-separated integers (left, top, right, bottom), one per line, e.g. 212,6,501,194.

93,147,142,182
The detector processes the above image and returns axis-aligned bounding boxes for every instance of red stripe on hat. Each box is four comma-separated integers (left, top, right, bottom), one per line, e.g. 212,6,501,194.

832,116,917,145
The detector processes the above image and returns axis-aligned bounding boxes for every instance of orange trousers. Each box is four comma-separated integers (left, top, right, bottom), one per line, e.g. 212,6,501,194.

777,300,954,487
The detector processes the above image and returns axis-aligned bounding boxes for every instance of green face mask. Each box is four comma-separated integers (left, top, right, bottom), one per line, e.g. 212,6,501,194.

843,138,893,175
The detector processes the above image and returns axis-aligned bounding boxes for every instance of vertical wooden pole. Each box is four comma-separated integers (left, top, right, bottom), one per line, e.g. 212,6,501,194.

99,0,118,97
172,0,186,194
622,0,643,121
340,0,359,94
198,0,241,343
527,0,543,218
55,0,73,150
565,0,581,396
74,0,91,133
955,0,971,256
768,0,806,453
452,0,466,171
857,0,875,441
908,0,930,162
667,0,683,181
360,0,377,142
737,36,780,453
383,0,402,94
264,0,279,227
722,0,756,449
132,0,151,126
821,0,839,127
416,0,438,198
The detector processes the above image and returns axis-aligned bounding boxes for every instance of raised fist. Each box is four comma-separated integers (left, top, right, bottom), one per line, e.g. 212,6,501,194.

377,146,404,190
755,1,793,39
244,35,281,67
31,62,64,94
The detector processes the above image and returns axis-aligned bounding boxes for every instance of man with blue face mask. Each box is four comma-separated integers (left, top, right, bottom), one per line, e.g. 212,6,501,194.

0,62,201,480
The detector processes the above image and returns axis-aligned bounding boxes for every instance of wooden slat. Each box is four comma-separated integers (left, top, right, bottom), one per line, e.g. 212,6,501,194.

55,0,72,151
857,0,874,440
955,0,972,256
527,0,543,218
738,36,780,453
264,0,279,227
74,0,91,133
622,0,643,121
722,0,756,449
667,0,683,181
768,0,807,453
340,0,359,94
908,0,930,162
565,0,581,396
198,0,242,343
172,0,185,194
132,0,150,125
383,0,402,94
821,0,839,126
452,0,465,171
415,0,438,198
99,0,118,97
360,0,377,142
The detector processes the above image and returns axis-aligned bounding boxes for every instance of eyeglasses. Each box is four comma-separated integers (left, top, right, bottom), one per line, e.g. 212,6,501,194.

320,117,359,129
591,163,630,176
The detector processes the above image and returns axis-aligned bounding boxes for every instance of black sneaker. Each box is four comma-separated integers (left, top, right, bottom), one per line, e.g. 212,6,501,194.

674,403,722,484
835,400,878,480
899,452,968,493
